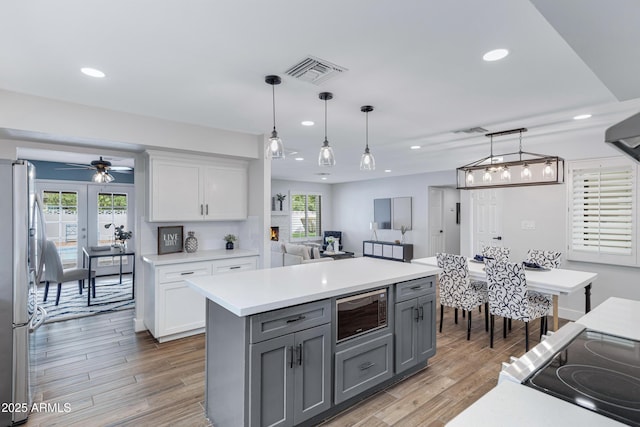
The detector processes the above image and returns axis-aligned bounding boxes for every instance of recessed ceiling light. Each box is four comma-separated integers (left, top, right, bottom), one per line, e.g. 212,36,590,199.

410,145,421,150
385,169,391,173
321,177,327,180
483,49,509,62
301,121,314,126
294,157,304,161
80,67,106,78
573,114,592,120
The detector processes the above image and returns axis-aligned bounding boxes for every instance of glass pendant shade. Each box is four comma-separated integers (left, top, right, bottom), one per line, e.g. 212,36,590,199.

521,163,532,180
360,147,375,170
360,105,375,171
93,170,114,183
466,171,475,184
542,160,555,179
500,166,511,181
266,129,285,159
318,92,335,167
482,168,492,183
265,75,285,160
318,139,335,166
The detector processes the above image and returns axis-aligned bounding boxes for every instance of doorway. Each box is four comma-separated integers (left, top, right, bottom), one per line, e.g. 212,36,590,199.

427,187,461,256
470,189,504,255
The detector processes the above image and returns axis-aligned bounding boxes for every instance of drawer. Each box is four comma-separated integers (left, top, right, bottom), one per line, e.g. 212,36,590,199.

212,256,257,275
158,261,213,284
334,333,393,404
395,277,435,302
250,299,331,343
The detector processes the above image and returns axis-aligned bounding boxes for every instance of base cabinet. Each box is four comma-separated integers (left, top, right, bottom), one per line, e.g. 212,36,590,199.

250,323,331,427
395,279,436,374
143,253,257,342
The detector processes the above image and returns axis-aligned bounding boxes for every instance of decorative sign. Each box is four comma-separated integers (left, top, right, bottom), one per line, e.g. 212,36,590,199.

158,226,184,255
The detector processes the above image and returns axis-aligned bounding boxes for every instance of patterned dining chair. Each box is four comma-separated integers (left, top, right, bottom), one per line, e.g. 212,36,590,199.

526,249,562,269
482,245,510,262
436,253,488,340
484,258,551,351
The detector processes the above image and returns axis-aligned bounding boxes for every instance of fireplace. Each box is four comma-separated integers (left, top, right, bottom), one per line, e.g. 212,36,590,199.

270,226,279,241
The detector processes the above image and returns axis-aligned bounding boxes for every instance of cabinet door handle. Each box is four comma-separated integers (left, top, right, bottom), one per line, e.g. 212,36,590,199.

297,343,303,366
415,308,420,322
419,306,424,321
289,346,294,369
359,362,375,370
206,204,209,215
200,204,204,215
180,271,195,276
286,315,306,324
230,266,241,270
410,285,422,290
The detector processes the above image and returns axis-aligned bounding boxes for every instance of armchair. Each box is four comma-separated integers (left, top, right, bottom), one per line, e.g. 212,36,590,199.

322,231,343,251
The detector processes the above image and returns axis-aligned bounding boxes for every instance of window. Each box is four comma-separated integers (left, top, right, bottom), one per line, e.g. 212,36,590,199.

42,190,79,268
290,193,322,240
97,192,130,267
568,157,637,266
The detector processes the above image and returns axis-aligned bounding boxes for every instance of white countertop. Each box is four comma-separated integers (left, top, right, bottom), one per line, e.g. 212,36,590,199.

446,381,624,427
577,297,640,341
186,257,441,317
141,248,259,266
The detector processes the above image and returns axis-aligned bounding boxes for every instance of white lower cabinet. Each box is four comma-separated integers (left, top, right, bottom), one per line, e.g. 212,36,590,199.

144,253,258,342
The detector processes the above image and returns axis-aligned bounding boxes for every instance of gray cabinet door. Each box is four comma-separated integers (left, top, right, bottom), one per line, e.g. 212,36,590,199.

293,323,331,424
250,334,295,427
394,299,418,373
417,294,436,362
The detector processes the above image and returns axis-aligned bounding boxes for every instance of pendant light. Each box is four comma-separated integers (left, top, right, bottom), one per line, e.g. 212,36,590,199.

318,92,335,167
360,105,376,170
265,75,285,160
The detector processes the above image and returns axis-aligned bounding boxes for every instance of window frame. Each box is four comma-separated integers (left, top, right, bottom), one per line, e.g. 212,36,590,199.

289,192,322,242
567,157,638,267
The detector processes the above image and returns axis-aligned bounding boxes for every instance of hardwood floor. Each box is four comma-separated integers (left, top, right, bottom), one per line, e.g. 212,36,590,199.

26,307,567,426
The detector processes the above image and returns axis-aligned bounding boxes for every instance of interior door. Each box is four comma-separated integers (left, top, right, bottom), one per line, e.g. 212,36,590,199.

471,189,504,254
428,187,445,256
88,184,135,276
37,182,87,269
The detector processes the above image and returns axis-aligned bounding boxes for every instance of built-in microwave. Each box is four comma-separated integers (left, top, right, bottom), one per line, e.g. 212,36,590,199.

336,288,388,342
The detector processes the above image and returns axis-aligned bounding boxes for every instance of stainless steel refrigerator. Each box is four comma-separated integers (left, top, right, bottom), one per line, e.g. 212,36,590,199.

0,159,46,426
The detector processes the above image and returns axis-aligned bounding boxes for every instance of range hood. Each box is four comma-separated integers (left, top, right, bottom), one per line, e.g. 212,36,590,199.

605,112,640,162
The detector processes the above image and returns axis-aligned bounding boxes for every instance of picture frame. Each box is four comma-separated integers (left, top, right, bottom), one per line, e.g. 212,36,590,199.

158,226,184,255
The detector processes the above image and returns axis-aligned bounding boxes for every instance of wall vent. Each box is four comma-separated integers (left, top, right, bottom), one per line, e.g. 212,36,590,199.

285,56,347,85
453,126,488,134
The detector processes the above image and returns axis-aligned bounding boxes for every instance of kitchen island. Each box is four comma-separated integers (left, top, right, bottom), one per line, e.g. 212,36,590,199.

187,257,441,427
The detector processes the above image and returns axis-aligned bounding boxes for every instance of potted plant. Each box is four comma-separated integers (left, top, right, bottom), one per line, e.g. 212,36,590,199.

400,225,409,244
325,236,335,252
276,193,286,211
105,223,132,251
224,234,237,250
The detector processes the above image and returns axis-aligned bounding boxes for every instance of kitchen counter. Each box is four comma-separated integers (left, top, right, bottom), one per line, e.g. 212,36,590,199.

186,256,441,316
142,248,259,266
446,297,636,426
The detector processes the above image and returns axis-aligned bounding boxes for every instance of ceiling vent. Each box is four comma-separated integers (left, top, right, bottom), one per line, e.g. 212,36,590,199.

285,56,347,85
453,126,489,134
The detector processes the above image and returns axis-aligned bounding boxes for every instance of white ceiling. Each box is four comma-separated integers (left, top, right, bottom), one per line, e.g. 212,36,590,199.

1,0,639,182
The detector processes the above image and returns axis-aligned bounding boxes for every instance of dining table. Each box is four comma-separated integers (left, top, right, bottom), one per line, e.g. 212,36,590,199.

412,256,598,331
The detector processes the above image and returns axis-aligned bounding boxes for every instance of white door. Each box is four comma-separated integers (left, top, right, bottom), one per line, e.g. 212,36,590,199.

471,189,504,255
38,182,88,269
428,187,445,256
88,184,135,275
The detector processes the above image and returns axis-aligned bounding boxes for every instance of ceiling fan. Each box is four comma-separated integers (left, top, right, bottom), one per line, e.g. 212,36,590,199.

60,156,133,183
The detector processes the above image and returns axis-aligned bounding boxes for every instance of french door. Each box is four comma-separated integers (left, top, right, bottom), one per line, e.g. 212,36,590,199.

37,181,134,276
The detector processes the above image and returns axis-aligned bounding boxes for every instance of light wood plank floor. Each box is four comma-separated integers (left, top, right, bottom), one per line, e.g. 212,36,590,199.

25,308,567,426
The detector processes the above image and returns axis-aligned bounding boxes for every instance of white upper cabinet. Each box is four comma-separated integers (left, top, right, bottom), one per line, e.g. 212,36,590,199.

148,151,248,222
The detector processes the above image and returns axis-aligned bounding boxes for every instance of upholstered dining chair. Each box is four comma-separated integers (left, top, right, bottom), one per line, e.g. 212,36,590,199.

482,246,510,262
526,249,562,269
484,258,551,351
436,253,489,340
43,240,96,306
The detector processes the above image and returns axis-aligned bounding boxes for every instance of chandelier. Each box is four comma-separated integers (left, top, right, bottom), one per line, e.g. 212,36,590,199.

457,128,564,189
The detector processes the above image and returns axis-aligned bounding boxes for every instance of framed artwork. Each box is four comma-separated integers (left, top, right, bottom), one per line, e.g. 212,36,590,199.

158,226,184,255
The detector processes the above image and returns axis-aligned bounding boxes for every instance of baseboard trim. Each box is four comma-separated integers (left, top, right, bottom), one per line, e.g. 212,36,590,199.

133,317,146,332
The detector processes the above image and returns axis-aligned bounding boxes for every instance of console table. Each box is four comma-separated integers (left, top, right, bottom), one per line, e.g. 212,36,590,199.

363,240,413,262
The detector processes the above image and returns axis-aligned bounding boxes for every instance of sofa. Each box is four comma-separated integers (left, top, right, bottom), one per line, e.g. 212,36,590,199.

271,242,334,267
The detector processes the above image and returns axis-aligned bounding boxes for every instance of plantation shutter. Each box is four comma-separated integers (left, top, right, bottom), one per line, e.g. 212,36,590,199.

571,165,634,256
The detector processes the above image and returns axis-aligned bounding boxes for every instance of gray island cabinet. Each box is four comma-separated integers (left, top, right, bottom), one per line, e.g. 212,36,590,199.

187,257,441,427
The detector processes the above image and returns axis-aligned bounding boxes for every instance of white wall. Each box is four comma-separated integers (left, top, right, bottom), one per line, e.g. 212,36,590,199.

332,171,455,257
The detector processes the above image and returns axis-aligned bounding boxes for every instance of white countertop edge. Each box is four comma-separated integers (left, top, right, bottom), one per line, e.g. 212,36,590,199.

142,249,259,266
186,265,441,317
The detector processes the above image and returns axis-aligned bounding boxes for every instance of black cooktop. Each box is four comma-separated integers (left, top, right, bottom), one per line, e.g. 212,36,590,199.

525,330,640,426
